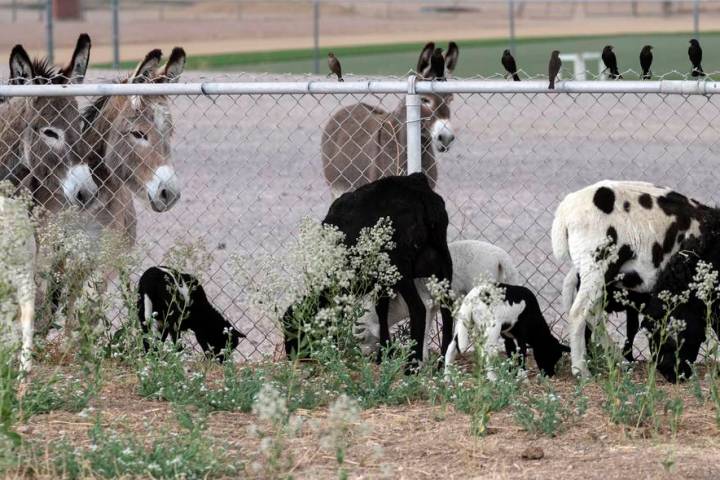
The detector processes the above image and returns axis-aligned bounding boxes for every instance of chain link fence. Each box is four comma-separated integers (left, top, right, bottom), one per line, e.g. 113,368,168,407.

3,76,720,361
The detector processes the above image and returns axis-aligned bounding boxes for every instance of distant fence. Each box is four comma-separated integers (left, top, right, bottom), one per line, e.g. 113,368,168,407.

2,0,720,73
2,78,720,360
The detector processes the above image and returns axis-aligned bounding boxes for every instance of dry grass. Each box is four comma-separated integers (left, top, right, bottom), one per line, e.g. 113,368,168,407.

7,359,720,480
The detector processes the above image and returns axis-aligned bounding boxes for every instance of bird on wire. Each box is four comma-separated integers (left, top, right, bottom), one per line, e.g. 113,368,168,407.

689,39,705,77
602,45,623,79
431,47,446,80
639,45,653,80
501,49,520,81
327,52,343,82
548,50,561,89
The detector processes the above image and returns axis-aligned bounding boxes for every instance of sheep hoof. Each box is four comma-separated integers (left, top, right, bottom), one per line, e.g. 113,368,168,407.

572,365,591,379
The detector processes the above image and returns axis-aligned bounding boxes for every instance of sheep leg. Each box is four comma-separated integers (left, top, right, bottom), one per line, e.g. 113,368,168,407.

443,332,459,377
503,336,517,357
623,309,639,362
14,268,35,380
423,304,436,362
518,341,528,368
19,297,34,376
375,296,390,364
439,306,453,355
398,281,427,367
483,320,504,381
138,293,154,352
414,245,453,355
445,302,471,376
569,270,604,379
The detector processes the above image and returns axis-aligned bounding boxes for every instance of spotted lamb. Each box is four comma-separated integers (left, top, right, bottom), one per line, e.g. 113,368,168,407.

552,179,711,381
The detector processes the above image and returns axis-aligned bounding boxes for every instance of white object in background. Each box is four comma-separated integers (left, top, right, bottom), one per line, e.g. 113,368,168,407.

559,52,604,81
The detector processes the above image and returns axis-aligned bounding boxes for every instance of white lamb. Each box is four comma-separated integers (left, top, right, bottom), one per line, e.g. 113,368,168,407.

354,239,520,356
0,194,37,376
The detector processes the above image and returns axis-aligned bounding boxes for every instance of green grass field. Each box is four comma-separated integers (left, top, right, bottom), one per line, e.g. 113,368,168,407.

100,31,720,78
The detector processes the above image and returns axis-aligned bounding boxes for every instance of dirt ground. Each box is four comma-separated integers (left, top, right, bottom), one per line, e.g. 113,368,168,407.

13,361,720,479
3,1,720,63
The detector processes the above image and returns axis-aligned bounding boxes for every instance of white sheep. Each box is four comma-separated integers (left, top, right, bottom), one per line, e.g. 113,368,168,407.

0,194,36,376
354,239,520,356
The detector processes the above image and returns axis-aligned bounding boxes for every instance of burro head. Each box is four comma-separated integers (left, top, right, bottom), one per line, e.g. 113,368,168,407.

7,34,97,212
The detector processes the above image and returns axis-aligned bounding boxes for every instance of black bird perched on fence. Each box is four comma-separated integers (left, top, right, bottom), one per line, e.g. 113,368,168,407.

501,49,520,81
689,39,705,77
431,47,446,80
639,45,653,80
548,50,561,89
327,52,343,82
602,45,623,79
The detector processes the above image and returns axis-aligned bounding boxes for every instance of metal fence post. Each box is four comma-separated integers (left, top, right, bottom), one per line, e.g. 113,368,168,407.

406,76,422,174
112,0,120,69
507,0,516,56
45,0,54,64
313,0,320,74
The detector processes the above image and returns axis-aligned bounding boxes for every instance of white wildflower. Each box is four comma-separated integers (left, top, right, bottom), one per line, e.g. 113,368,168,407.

689,260,720,304
252,383,288,426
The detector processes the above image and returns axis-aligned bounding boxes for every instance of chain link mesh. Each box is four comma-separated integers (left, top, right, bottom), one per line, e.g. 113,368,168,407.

3,74,719,361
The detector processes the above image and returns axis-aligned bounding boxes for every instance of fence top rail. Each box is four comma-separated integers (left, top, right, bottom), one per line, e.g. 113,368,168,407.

1,80,720,97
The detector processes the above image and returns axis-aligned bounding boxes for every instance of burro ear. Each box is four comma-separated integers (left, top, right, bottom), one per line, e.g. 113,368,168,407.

416,42,434,78
9,45,33,85
155,47,186,83
131,49,162,84
444,41,459,74
61,33,91,84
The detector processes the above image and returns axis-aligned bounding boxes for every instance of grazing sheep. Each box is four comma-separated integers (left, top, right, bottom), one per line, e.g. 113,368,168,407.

137,266,245,362
642,212,720,382
0,194,36,375
355,239,520,356
552,179,711,381
445,283,569,378
283,172,453,367
561,267,649,362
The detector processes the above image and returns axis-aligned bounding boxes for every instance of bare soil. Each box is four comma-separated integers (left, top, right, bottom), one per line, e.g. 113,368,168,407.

12,361,720,479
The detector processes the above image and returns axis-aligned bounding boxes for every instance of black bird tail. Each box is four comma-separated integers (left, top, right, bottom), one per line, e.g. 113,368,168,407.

549,79,555,89
512,73,520,81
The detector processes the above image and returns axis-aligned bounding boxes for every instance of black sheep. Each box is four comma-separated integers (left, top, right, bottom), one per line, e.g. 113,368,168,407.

283,173,453,367
137,266,245,362
645,214,720,382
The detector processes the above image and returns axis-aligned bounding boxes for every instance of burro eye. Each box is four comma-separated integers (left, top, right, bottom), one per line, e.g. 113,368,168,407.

41,127,60,140
130,130,148,141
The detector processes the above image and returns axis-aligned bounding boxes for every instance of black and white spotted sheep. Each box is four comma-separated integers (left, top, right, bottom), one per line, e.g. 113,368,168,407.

552,180,710,381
